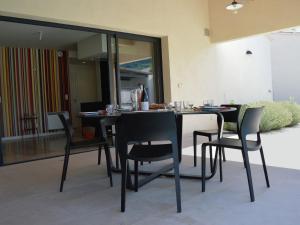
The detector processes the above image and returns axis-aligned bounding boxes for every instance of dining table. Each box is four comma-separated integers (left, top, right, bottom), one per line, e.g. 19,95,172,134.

79,106,236,189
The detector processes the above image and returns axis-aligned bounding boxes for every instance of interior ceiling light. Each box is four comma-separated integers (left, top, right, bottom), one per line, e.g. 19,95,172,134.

226,1,243,11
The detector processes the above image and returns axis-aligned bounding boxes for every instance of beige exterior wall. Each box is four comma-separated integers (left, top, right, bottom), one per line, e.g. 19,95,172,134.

209,0,300,43
0,0,218,133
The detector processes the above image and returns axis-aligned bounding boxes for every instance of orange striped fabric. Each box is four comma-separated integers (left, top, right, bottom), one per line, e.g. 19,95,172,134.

0,47,69,137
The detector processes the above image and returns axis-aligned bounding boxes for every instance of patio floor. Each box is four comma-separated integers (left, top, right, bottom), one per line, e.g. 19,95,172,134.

1,149,300,225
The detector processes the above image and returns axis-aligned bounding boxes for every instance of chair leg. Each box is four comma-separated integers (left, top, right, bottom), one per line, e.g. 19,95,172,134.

260,147,270,188
193,132,197,167
104,145,113,187
222,147,226,162
134,160,139,192
115,148,120,169
219,147,223,182
241,150,247,168
98,146,102,165
111,134,119,169
148,141,152,164
60,147,70,192
59,157,67,192
64,145,71,182
208,136,213,172
173,153,182,213
63,153,70,182
209,146,213,172
243,150,255,202
201,144,206,192
121,158,127,212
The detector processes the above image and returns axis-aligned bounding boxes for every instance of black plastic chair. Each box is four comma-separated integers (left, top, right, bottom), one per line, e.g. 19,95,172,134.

58,113,113,192
116,111,181,213
201,107,270,202
193,104,242,169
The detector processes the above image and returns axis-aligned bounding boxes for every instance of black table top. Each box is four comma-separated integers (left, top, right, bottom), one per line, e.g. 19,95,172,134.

79,107,236,118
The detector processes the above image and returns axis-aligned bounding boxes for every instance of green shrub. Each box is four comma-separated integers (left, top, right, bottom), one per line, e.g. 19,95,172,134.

280,101,300,126
248,101,292,132
224,101,300,133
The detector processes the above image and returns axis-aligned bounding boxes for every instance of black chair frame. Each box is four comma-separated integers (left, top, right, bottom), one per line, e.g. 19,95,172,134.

58,113,114,192
116,111,181,213
193,104,242,170
201,107,270,202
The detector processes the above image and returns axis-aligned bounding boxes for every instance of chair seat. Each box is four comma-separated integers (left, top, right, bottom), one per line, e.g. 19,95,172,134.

203,138,261,151
128,144,173,161
194,129,236,137
70,138,106,149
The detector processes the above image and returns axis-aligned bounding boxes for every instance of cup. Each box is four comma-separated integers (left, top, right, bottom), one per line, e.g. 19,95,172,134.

203,99,214,107
141,101,149,111
106,104,115,114
183,101,190,110
174,101,182,112
131,89,138,111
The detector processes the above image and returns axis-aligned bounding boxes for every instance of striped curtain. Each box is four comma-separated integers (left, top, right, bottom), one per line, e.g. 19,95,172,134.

0,47,69,137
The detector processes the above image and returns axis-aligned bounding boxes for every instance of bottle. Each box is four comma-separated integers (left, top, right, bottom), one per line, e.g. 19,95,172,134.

138,84,143,110
130,89,138,111
141,85,149,111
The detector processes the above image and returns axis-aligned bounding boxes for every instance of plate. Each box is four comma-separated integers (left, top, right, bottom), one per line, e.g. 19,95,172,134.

80,111,99,115
201,106,228,111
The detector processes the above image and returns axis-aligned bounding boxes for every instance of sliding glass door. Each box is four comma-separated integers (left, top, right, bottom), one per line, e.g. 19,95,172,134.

108,35,163,107
0,16,164,165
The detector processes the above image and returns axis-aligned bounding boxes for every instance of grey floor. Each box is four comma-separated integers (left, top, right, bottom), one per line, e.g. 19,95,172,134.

1,150,300,225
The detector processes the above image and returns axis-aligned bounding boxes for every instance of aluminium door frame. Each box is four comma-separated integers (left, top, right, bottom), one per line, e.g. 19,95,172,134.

114,33,164,104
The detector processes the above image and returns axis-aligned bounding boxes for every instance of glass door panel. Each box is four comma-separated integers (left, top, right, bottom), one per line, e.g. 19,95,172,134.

117,38,157,108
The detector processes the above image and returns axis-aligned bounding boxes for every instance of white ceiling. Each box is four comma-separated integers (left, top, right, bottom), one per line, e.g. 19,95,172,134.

0,21,98,50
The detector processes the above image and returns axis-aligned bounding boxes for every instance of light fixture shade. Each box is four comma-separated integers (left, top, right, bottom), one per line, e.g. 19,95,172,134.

226,1,243,10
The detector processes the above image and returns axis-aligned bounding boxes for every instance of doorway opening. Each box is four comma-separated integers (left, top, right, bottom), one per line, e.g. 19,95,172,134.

0,16,163,165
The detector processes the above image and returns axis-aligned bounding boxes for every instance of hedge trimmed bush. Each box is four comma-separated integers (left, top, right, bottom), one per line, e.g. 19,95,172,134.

280,101,300,126
224,101,300,133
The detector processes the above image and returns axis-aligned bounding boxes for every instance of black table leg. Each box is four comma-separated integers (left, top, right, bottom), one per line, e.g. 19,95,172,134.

175,114,183,162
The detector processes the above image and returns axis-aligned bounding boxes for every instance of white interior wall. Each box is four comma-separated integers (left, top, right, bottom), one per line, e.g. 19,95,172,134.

69,62,98,129
214,35,273,104
77,34,102,60
183,35,273,136
270,33,300,103
184,35,275,161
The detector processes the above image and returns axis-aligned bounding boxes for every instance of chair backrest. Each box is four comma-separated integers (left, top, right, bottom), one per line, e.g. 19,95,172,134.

58,112,73,142
221,104,242,123
239,107,264,139
80,101,106,112
116,111,178,145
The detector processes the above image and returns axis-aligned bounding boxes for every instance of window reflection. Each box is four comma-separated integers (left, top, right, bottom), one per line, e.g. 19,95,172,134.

118,39,156,108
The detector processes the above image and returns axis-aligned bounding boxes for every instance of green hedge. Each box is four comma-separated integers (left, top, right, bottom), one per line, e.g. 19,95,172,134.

280,101,300,126
224,101,300,133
